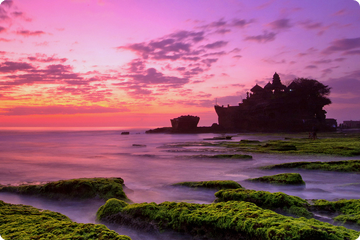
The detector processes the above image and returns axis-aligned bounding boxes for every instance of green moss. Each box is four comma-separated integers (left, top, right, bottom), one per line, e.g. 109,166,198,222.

0,177,129,201
263,143,297,151
209,154,253,159
313,199,360,226
261,160,360,172
221,137,360,156
247,173,305,185
0,200,131,240
172,180,242,190
97,198,129,220
215,188,312,218
96,199,358,240
240,139,261,143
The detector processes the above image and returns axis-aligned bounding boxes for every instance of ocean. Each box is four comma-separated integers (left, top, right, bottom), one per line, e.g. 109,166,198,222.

0,128,359,239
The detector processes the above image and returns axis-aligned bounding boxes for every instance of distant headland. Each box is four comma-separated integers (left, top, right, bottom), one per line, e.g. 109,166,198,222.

146,73,337,133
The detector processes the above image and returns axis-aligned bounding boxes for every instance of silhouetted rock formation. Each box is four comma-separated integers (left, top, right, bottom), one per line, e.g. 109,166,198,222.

171,115,200,131
146,115,223,133
215,73,334,132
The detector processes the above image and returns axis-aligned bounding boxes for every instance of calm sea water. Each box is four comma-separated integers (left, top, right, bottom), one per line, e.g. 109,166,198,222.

0,128,359,239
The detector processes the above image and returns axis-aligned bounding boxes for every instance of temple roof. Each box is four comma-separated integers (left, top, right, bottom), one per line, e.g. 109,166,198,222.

264,82,273,90
287,81,298,91
250,84,264,92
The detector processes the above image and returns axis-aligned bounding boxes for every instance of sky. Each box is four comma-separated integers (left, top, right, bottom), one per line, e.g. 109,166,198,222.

0,0,360,128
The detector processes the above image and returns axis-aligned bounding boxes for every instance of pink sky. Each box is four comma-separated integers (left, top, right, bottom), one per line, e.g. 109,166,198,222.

0,0,360,127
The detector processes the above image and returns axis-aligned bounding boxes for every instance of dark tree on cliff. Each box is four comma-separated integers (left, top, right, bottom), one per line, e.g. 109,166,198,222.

288,78,331,121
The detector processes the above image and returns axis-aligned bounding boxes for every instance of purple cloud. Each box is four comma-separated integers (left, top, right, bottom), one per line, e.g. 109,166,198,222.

305,65,317,69
118,30,205,61
16,30,45,36
207,19,227,28
231,19,254,28
326,70,360,96
202,51,227,57
1,0,13,7
322,37,360,55
130,68,189,87
27,55,67,63
201,58,218,67
0,62,93,89
244,31,277,43
313,59,332,64
113,64,192,98
201,18,253,30
204,41,228,49
127,58,146,73
214,29,231,34
299,20,323,30
0,61,34,73
343,50,360,55
333,9,346,16
169,30,205,42
0,26,6,32
298,20,332,36
11,12,24,17
118,27,227,84
0,6,11,22
269,19,293,30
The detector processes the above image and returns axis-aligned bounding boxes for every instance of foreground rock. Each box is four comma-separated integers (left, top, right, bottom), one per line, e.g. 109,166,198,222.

0,177,129,201
221,137,360,156
172,180,242,190
247,173,306,185
0,200,131,240
96,198,357,240
311,199,360,226
215,188,312,218
261,160,360,172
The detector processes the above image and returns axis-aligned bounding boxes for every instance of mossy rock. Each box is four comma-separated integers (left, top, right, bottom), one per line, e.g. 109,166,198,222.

215,188,312,218
172,180,242,190
96,198,358,240
312,199,360,226
97,198,130,220
209,154,252,159
261,160,360,172
247,173,305,185
0,177,129,201
221,136,360,156
0,200,131,240
240,139,261,143
263,143,297,151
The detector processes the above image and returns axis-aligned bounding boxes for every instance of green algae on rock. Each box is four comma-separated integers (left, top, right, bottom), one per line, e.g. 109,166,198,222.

247,173,305,185
0,177,129,201
261,160,360,173
221,137,360,156
96,198,358,240
0,200,131,240
215,188,312,218
208,154,252,159
172,180,242,190
312,199,360,226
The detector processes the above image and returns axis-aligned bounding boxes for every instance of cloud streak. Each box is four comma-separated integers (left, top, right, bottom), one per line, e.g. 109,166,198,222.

16,30,45,36
0,105,128,116
244,31,277,43
322,37,360,55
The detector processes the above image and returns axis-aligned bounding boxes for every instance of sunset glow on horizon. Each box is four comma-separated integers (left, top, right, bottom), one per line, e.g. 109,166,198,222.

1,0,360,127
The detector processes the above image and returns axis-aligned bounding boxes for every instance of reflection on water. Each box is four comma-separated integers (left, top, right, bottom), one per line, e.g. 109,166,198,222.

0,129,359,239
